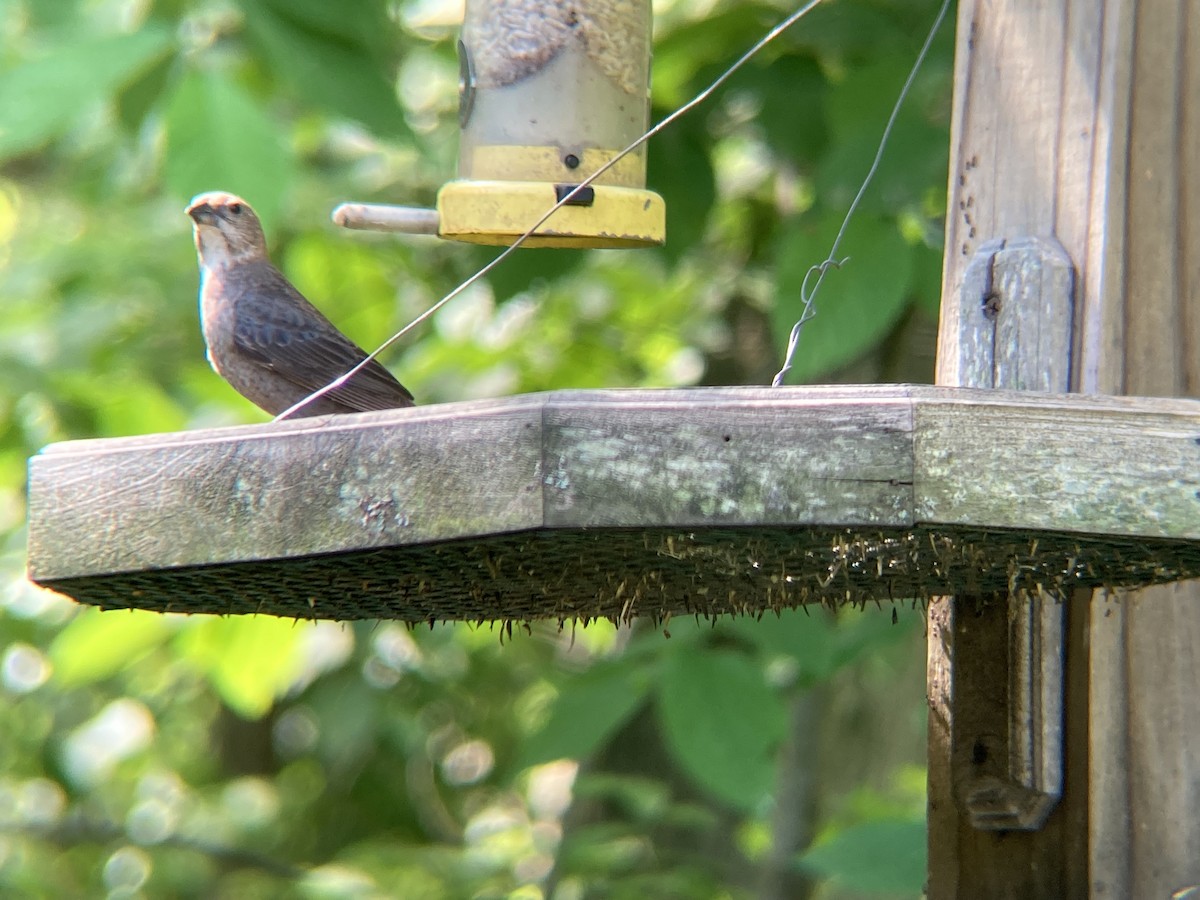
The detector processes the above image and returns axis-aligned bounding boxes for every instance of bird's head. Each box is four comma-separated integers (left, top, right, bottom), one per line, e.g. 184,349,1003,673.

186,192,269,268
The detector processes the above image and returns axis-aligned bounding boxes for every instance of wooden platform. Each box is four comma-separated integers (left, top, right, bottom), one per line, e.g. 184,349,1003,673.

25,385,1200,621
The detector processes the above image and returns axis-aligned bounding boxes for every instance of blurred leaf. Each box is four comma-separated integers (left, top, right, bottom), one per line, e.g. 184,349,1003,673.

829,606,920,672
825,34,951,142
816,55,950,217
308,673,382,766
657,646,785,810
23,0,85,29
728,605,918,684
0,28,173,160
260,0,392,58
797,817,926,894
175,616,305,719
652,4,778,107
240,1,408,139
49,608,173,686
738,54,828,167
93,378,188,438
283,232,401,342
570,774,675,824
648,117,715,262
53,371,188,438
911,238,943,318
772,210,915,382
781,2,934,63
815,117,949,219
163,69,294,231
520,661,650,768
472,245,587,303
116,49,176,134
839,769,928,824
727,608,839,682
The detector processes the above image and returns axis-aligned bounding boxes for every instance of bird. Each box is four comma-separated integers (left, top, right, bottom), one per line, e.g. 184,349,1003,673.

185,191,415,419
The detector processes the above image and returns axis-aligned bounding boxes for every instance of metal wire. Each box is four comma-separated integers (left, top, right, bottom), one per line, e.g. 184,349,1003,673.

771,0,954,387
275,0,827,420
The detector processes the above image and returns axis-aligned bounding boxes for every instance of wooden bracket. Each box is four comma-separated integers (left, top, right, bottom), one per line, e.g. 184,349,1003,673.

943,235,1074,830
965,594,1065,829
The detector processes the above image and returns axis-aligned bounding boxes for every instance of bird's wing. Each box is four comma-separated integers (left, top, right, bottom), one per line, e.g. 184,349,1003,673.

227,261,414,411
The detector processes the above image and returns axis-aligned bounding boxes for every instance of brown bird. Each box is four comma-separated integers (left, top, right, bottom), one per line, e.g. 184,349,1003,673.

186,191,414,418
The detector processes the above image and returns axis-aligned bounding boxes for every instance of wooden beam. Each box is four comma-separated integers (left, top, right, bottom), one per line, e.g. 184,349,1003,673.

931,0,1106,894
1081,0,1200,895
931,0,1200,896
25,385,1200,622
28,385,1200,579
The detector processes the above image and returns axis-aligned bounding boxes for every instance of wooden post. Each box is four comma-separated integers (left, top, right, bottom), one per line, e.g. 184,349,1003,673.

935,233,1075,828
931,1,1200,897
1083,2,1200,896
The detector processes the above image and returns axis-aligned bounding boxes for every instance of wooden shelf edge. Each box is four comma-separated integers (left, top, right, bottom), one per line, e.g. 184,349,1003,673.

27,385,1200,584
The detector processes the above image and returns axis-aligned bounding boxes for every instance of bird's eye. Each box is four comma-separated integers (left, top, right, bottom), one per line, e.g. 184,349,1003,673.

229,203,243,216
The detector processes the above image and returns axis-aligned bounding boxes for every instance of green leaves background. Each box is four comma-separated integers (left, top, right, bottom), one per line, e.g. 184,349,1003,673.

0,0,948,895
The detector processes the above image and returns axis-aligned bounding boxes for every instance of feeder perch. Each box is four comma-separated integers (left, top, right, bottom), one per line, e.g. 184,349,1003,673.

25,385,1200,623
334,0,666,248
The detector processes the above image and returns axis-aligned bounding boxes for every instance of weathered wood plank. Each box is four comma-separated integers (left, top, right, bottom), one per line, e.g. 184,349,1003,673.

931,133,1081,895
542,390,914,528
28,396,546,577
1082,0,1200,895
930,0,1114,894
932,0,1200,897
928,589,1092,899
26,385,1200,592
914,392,1200,539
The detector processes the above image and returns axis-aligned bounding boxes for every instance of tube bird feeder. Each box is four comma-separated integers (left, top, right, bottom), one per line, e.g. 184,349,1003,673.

334,0,666,248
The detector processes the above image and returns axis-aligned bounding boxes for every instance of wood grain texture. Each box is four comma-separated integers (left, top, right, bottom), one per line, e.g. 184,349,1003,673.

26,386,1200,586
28,396,545,576
914,393,1200,538
931,1,1101,895
934,0,1200,897
931,98,1084,889
540,390,913,528
1082,1,1200,897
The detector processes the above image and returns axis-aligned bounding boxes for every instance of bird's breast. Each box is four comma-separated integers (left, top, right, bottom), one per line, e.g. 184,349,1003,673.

198,269,238,376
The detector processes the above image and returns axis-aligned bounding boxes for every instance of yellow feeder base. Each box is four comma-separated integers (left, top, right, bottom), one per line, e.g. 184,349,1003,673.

437,180,666,249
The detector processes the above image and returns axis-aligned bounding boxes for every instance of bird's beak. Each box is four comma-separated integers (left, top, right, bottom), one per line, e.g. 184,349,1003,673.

186,201,220,227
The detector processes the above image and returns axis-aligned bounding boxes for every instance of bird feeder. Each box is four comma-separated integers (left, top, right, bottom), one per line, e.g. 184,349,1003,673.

22,1,1200,886
23,383,1200,625
334,0,666,248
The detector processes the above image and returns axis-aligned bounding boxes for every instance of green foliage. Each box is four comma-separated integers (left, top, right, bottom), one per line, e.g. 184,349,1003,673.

519,660,651,769
238,0,410,140
647,116,717,263
798,817,927,894
164,70,295,230
658,646,787,811
49,608,173,686
1,0,949,895
729,604,920,685
774,210,916,382
0,29,174,160
174,615,307,719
